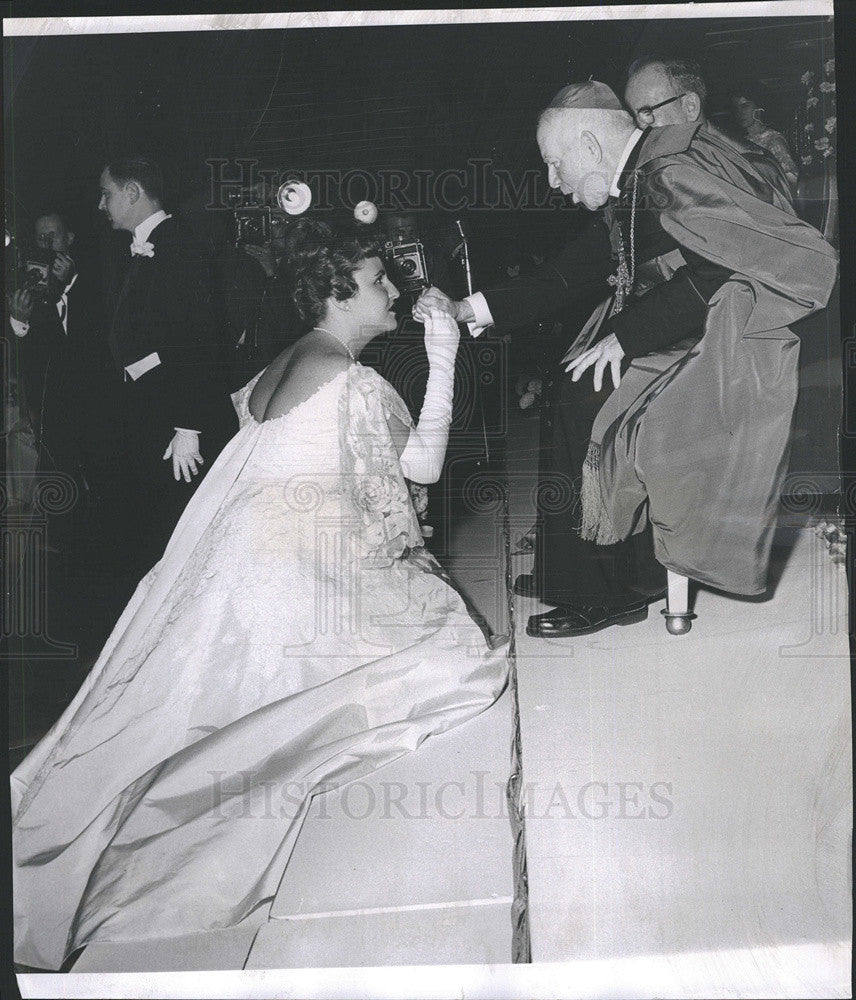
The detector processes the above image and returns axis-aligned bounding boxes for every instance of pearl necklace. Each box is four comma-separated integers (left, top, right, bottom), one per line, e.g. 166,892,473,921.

313,326,356,362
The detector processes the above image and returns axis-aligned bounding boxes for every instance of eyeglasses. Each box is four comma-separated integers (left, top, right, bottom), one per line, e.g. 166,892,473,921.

633,93,687,125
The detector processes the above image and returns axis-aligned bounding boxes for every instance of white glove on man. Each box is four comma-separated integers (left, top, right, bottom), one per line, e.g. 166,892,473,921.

399,307,460,484
163,429,203,483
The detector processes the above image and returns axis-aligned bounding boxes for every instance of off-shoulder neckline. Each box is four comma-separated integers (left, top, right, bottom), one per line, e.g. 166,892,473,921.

251,367,355,425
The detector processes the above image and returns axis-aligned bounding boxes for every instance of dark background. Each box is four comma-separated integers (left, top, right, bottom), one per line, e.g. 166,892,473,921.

2,12,837,266
0,5,850,992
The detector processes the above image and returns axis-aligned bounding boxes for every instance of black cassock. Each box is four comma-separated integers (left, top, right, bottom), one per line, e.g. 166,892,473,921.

108,216,237,575
480,131,733,607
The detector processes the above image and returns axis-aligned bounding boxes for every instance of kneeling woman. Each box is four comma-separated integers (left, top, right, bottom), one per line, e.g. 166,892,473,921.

11,220,508,971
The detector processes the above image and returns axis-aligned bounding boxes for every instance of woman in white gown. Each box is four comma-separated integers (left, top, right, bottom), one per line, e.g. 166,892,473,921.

11,221,509,970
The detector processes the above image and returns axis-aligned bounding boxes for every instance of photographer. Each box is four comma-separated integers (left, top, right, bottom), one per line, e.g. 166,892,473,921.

7,212,112,535
4,227,40,508
9,213,78,425
216,196,306,391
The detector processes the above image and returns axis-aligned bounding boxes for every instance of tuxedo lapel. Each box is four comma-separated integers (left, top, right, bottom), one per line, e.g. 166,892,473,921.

108,217,176,367
108,255,144,367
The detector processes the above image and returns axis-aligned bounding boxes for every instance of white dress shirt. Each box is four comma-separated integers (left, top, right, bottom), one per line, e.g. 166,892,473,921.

134,209,171,246
464,129,645,337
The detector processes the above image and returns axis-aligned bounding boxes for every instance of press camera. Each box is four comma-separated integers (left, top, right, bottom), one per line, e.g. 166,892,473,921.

227,179,312,247
383,238,429,294
21,247,55,298
227,189,276,247
4,228,56,301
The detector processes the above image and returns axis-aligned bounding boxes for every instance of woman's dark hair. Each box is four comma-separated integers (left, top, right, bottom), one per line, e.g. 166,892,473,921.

730,80,768,112
284,218,383,327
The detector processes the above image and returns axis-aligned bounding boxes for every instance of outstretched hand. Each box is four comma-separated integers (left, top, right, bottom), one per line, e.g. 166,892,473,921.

413,286,459,324
564,333,625,393
163,430,204,483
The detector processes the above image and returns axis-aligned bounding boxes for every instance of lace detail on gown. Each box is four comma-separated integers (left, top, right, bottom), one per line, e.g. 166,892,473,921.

10,360,508,971
230,369,266,429
339,365,423,567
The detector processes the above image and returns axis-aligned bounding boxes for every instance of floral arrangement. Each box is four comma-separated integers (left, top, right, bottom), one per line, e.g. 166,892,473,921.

814,516,846,566
793,57,836,173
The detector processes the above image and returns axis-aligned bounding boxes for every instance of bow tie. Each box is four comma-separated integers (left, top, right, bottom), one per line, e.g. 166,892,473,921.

130,239,155,258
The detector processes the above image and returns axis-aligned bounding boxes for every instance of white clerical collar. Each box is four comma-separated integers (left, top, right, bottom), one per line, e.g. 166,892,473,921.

134,209,171,244
610,128,644,197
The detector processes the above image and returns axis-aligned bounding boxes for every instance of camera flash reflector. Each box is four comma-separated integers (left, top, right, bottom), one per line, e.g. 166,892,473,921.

354,201,378,224
277,181,312,216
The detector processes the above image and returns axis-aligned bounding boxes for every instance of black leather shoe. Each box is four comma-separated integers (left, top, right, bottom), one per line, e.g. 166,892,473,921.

526,600,649,638
513,573,541,598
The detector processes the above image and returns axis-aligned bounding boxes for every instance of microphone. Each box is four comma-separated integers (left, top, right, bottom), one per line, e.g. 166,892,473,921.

454,219,490,467
455,219,473,297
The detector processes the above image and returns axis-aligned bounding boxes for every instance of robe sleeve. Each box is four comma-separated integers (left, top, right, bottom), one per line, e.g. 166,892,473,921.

479,213,613,333
607,249,732,358
642,156,838,335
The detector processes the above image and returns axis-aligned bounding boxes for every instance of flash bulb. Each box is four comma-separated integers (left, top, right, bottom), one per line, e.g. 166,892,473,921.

354,200,378,224
277,181,312,216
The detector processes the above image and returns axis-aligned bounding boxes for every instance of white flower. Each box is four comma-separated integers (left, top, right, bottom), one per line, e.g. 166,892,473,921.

825,116,837,133
527,378,542,394
129,239,155,258
823,147,835,158
806,97,819,109
359,474,397,513
814,137,831,150
801,155,814,166
825,58,835,75
519,391,536,410
819,81,835,93
804,122,815,132
801,71,815,85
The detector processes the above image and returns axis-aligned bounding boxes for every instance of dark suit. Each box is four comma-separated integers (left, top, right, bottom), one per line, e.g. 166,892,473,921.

29,268,117,476
109,215,236,574
11,266,117,539
479,127,736,607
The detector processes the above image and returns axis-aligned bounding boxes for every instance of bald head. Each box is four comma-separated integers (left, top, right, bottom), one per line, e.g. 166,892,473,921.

536,93,636,211
625,58,706,128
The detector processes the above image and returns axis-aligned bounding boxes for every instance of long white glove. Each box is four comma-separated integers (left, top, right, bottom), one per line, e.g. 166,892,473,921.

399,308,460,484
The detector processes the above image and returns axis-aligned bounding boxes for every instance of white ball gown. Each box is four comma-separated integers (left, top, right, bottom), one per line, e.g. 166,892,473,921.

11,363,509,970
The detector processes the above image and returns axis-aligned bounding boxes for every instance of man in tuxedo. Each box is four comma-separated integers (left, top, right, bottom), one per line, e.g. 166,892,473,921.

99,157,235,574
416,80,835,637
7,212,110,535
